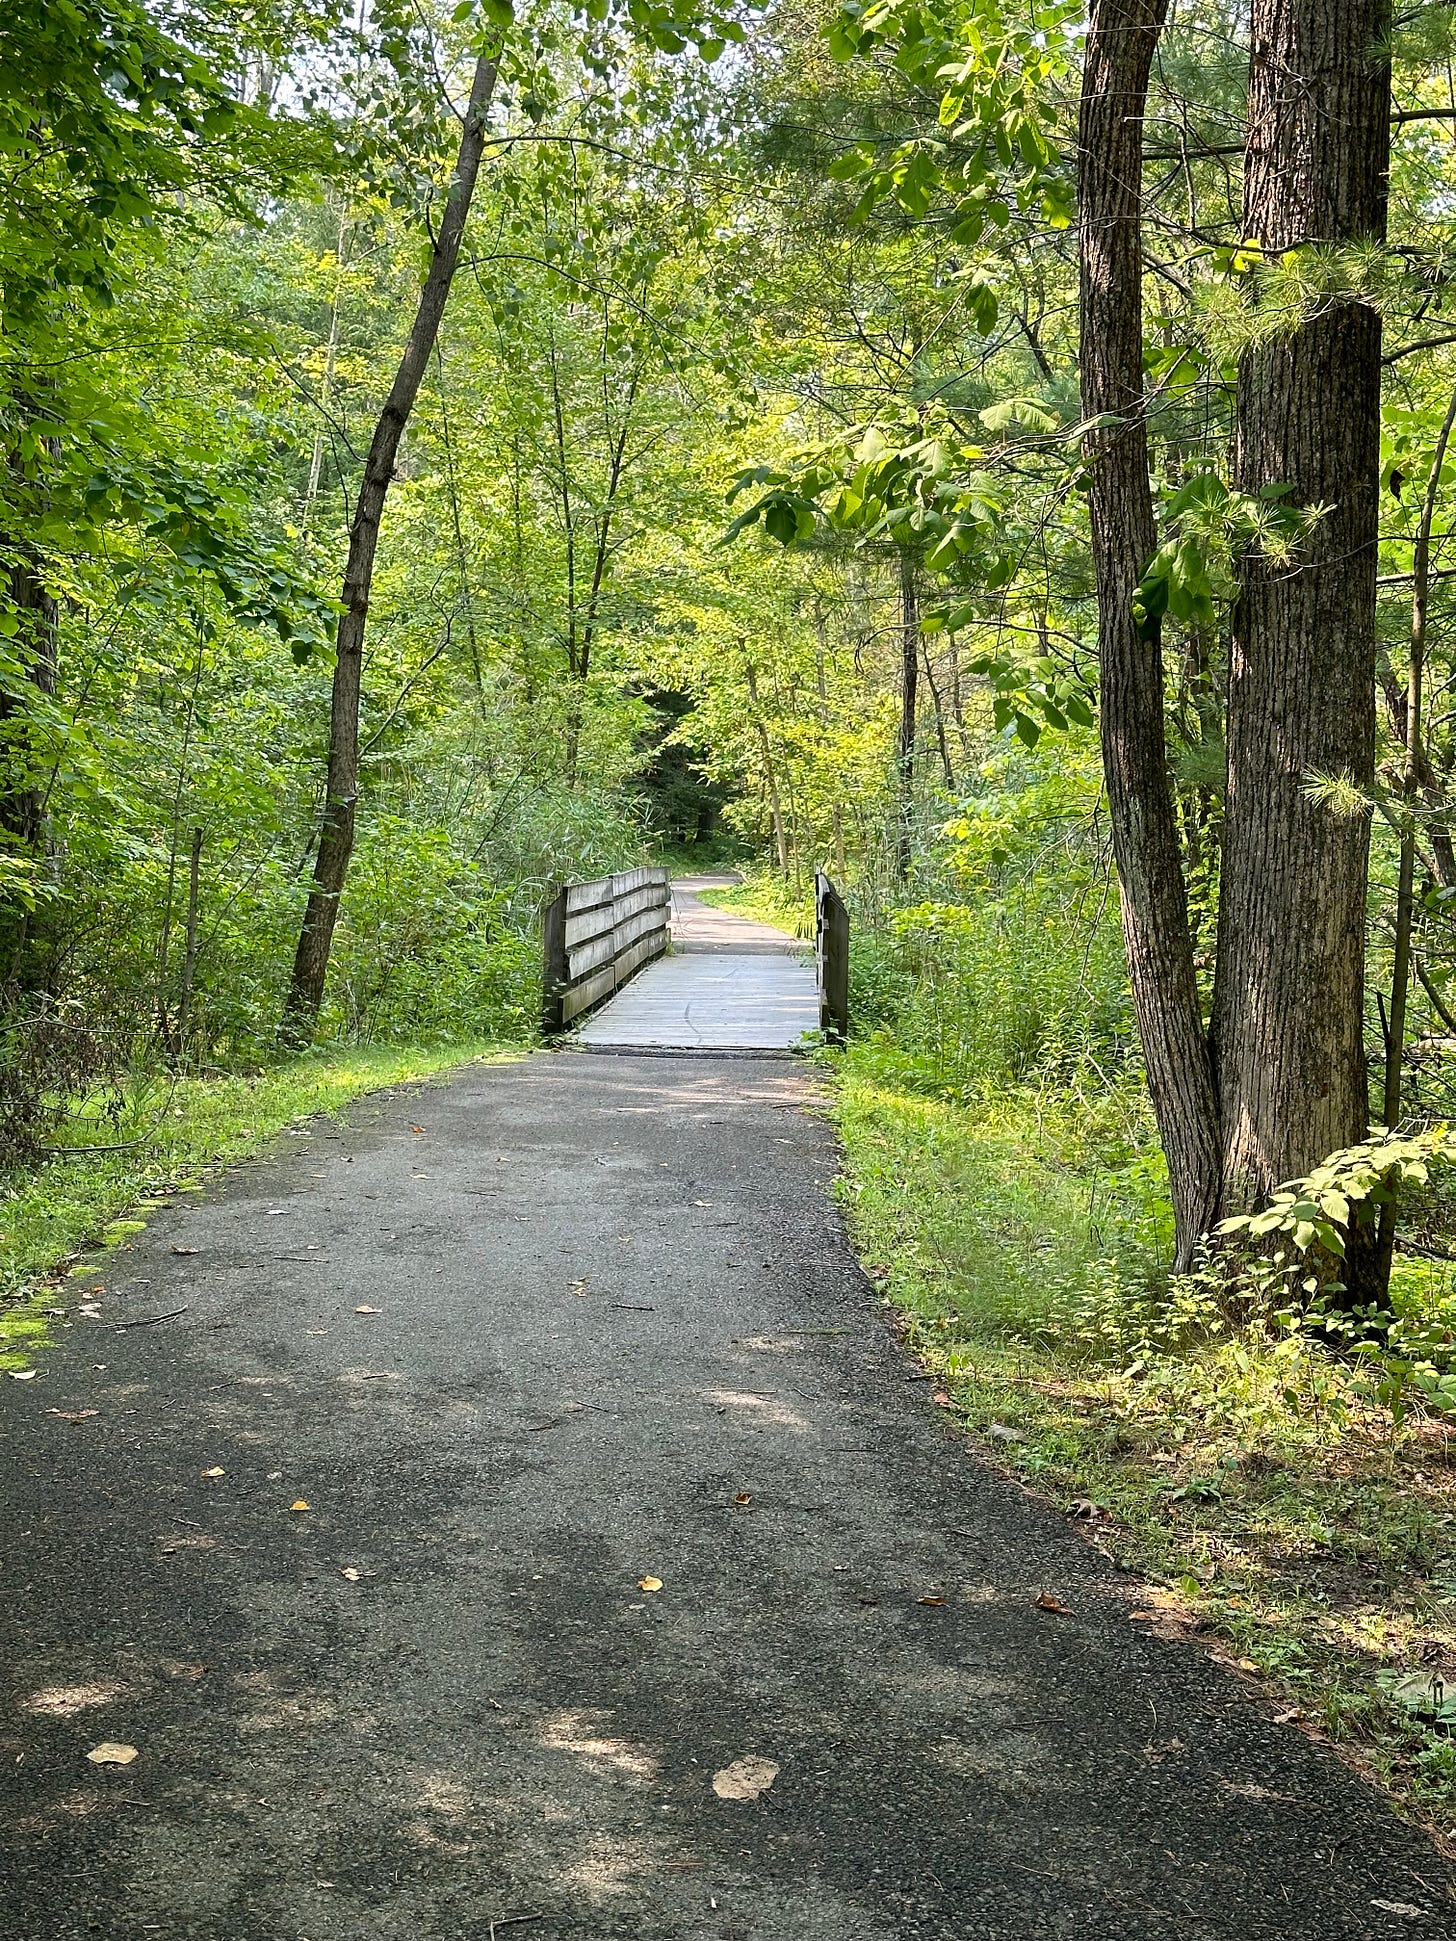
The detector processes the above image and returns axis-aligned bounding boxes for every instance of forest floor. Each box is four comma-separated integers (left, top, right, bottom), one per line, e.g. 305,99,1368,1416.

2,1047,1452,1937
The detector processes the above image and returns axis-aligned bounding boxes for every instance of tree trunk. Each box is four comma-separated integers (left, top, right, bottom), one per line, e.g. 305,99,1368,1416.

1079,0,1222,1269
895,547,918,880
1212,1,1391,1293
280,48,502,1045
0,416,62,997
744,655,789,875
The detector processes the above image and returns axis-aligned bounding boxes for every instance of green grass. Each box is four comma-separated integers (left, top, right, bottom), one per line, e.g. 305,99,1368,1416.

832,1053,1456,1843
0,1041,515,1371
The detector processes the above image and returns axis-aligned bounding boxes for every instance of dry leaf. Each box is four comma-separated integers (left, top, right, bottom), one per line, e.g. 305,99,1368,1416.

86,1742,138,1767
409,1125,425,1133
1068,1498,1111,1522
712,1755,779,1801
339,1567,361,1582
170,1246,198,1257
931,1389,952,1406
200,1466,225,1479
1035,1591,1074,1616
8,1369,37,1381
353,1305,380,1315
733,1492,753,1505
1237,1657,1259,1673
918,1594,947,1607
637,1575,663,1593
1370,1901,1425,1920
45,1408,99,1422
289,1499,310,1512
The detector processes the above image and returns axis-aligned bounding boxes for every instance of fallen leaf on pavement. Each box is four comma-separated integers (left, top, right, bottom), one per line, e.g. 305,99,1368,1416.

638,1575,663,1593
1371,1902,1425,1920
733,1492,752,1505
410,1125,424,1133
170,1246,198,1257
8,1369,37,1381
45,1409,99,1423
932,1390,951,1406
712,1756,779,1801
87,1743,138,1767
1035,1591,1074,1615
340,1567,361,1582
353,1305,380,1315
290,1500,310,1512
918,1594,946,1607
200,1467,225,1478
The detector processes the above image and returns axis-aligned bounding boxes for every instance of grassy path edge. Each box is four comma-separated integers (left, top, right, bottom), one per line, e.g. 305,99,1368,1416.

828,1062,1456,1855
0,1041,515,1372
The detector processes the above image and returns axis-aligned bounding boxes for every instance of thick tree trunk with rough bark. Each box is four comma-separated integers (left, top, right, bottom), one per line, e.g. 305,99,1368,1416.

1079,0,1222,1269
1212,3,1391,1269
281,49,501,1044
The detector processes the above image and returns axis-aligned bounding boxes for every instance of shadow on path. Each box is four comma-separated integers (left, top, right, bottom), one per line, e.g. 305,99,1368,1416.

1,1053,1451,1938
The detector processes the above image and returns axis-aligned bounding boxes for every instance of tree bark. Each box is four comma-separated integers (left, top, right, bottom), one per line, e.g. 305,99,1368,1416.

1212,3,1391,1280
1079,0,1222,1268
0,418,62,996
280,47,502,1044
895,547,918,880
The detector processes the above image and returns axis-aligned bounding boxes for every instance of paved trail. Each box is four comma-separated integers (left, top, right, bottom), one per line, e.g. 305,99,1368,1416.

2,898,1452,1939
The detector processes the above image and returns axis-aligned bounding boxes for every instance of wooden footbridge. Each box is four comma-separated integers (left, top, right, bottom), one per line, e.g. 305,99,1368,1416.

542,869,848,1051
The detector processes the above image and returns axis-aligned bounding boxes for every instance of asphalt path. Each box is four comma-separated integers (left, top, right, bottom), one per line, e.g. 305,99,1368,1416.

2,1049,1452,1939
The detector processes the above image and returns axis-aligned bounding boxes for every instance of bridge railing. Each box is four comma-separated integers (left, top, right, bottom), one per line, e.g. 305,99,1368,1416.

815,870,849,1044
542,865,671,1035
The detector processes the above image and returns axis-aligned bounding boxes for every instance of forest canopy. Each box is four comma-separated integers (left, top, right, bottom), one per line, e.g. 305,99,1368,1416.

8,2,1456,1312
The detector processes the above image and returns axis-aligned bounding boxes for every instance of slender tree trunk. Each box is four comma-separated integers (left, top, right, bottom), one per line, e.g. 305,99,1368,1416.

1,409,63,993
1375,382,1456,1277
1079,0,1221,1269
565,366,640,788
281,48,502,1044
1212,1,1391,1296
921,637,955,791
0,558,57,855
895,548,919,880
176,826,203,1055
744,656,789,875
302,203,348,531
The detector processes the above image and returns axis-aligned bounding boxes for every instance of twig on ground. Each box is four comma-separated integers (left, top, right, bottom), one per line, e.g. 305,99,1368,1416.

112,1306,189,1330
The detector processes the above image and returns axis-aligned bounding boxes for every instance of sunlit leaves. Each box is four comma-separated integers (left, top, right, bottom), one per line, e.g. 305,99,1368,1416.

822,0,1077,238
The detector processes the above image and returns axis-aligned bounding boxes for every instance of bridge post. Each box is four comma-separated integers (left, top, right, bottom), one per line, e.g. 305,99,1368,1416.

815,870,849,1045
542,883,570,1037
